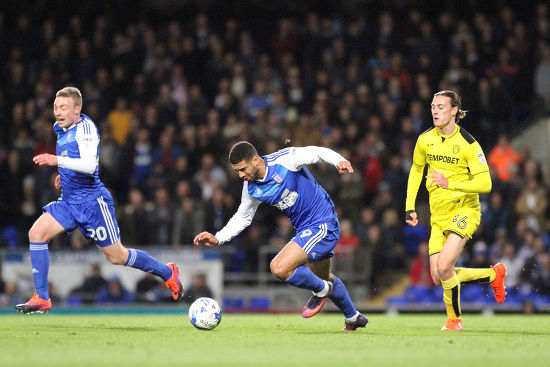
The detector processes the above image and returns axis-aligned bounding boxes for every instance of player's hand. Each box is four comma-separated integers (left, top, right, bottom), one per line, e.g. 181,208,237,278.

33,154,58,167
337,160,353,174
405,211,418,227
426,169,448,189
54,175,62,189
193,231,220,247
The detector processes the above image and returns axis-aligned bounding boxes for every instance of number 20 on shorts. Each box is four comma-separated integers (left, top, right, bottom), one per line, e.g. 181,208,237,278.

86,226,108,241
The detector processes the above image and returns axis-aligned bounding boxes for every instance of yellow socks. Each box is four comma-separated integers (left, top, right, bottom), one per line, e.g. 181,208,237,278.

455,267,496,284
441,274,461,320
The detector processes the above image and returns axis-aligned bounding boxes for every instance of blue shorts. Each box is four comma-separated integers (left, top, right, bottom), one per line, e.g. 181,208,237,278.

43,191,120,247
292,219,340,263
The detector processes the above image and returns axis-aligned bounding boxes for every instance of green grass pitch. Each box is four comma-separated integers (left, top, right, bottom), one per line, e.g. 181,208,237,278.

1,313,548,367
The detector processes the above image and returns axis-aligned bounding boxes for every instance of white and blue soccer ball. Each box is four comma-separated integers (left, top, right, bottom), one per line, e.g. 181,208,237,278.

189,297,222,330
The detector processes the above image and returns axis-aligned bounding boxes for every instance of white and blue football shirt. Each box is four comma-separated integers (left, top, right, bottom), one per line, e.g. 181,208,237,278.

215,146,345,244
54,113,105,204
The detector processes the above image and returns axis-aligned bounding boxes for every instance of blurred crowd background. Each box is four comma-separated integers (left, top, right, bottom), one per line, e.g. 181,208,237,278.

1,0,550,307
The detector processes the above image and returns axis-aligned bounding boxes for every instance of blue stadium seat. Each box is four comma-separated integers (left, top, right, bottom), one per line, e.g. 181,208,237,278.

405,285,432,302
223,297,244,312
65,296,83,306
530,294,550,308
387,296,409,306
460,284,485,302
248,297,270,312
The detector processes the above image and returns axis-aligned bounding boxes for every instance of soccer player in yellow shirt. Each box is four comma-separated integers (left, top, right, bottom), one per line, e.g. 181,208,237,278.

405,90,507,331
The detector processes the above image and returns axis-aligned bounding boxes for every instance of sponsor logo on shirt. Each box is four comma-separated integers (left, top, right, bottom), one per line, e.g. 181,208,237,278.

426,153,459,164
274,188,299,210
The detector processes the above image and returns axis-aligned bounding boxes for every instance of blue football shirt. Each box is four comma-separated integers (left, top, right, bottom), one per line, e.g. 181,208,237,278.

54,114,105,203
215,146,346,244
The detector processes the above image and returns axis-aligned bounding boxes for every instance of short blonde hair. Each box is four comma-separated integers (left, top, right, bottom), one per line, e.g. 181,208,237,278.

56,86,82,107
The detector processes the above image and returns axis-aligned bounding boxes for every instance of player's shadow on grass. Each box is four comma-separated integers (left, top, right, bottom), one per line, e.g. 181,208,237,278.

296,331,362,335
474,329,550,336
45,324,158,332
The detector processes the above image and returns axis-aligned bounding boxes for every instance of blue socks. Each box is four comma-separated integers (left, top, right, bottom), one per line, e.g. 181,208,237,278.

329,276,357,318
124,249,172,281
30,242,50,300
285,265,325,292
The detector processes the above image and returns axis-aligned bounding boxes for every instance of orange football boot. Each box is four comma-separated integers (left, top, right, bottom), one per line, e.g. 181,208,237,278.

15,294,52,314
490,263,507,303
165,263,184,300
302,281,334,318
441,318,463,331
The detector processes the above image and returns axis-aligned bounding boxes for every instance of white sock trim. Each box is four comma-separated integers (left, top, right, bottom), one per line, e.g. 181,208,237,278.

345,311,360,322
313,280,329,297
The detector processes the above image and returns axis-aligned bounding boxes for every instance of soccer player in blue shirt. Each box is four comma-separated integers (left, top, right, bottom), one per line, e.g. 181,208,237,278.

194,141,368,330
15,87,183,313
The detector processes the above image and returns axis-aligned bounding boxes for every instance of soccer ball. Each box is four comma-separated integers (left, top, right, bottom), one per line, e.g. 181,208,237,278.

189,297,222,330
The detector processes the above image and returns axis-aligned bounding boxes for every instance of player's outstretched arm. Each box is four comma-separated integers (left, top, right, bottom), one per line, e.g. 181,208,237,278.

193,232,220,247
336,160,353,174
290,146,352,174
33,153,58,167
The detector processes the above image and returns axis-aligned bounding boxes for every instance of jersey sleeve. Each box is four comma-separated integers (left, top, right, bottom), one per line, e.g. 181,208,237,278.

57,122,99,174
405,162,424,211
412,136,427,166
214,182,261,245
284,146,345,170
447,141,492,193
405,137,427,211
466,141,489,176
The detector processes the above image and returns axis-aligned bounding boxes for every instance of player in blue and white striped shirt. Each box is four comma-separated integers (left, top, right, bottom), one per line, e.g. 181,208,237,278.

194,141,368,330
15,87,183,313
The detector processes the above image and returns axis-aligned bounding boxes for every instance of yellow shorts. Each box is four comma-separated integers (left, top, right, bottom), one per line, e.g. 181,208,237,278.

428,207,480,256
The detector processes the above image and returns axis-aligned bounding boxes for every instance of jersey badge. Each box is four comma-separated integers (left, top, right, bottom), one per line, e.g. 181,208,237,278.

453,144,460,154
273,173,283,184
476,152,486,164
67,132,73,142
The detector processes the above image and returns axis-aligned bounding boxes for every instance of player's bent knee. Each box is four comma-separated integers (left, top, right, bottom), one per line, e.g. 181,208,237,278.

269,260,290,280
28,227,47,243
436,262,453,279
103,252,127,265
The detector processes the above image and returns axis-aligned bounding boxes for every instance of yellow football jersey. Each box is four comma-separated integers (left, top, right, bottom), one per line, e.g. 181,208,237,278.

411,125,489,214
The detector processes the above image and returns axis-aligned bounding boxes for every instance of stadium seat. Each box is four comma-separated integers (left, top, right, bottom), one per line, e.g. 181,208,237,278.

248,297,270,312
405,285,432,302
387,296,409,306
223,297,244,313
460,284,485,302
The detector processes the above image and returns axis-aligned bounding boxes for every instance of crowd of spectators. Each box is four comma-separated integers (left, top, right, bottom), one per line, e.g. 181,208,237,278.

1,1,550,302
